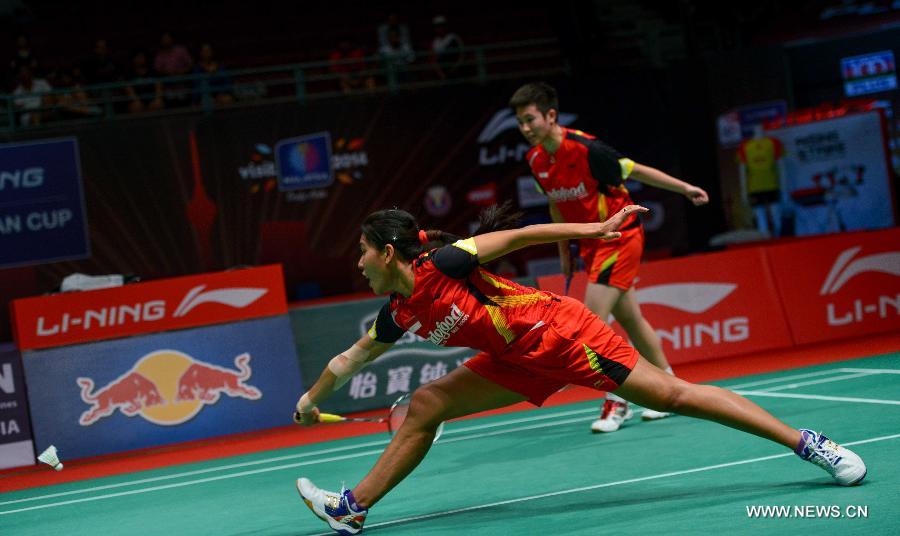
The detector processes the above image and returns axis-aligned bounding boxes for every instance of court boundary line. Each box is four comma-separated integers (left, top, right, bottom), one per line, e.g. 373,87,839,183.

0,412,598,511
736,390,900,406
310,432,900,535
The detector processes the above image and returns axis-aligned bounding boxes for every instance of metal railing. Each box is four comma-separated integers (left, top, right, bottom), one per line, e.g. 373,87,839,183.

1,38,566,133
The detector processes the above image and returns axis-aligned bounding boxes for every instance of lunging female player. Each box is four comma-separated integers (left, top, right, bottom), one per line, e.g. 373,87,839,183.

294,204,866,535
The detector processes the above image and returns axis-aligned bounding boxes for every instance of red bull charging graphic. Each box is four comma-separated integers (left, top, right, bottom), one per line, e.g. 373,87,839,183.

78,350,262,426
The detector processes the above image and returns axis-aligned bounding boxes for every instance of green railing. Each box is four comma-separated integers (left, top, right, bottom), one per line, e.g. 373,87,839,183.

1,39,566,133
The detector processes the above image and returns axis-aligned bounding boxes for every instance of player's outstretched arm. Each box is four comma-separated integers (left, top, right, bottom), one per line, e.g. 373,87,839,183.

630,162,709,206
294,335,394,425
474,205,648,263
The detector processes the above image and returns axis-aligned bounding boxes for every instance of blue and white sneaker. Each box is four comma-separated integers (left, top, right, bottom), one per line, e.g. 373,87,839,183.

795,429,866,486
296,478,368,535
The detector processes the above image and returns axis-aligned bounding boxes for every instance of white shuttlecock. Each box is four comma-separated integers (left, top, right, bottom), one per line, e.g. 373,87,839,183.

38,445,63,471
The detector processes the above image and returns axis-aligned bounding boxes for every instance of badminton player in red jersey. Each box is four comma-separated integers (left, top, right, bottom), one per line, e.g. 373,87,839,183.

509,81,710,433
294,204,865,536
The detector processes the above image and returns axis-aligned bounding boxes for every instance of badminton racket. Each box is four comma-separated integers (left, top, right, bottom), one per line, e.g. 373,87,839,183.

297,393,444,441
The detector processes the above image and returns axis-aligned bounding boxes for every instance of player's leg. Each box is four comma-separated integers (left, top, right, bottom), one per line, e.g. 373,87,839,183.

613,356,866,485
584,281,635,432
353,364,526,506
298,359,532,534
612,287,675,421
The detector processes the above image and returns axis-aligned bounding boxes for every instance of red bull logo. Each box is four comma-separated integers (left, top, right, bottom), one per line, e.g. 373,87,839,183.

77,350,261,426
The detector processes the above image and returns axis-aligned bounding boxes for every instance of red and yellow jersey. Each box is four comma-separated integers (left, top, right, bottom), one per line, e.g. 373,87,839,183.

737,136,784,194
527,128,640,229
368,239,559,356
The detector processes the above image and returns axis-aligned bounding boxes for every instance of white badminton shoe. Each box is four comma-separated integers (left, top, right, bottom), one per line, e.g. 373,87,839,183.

795,429,866,486
297,478,368,535
590,399,633,433
641,408,673,420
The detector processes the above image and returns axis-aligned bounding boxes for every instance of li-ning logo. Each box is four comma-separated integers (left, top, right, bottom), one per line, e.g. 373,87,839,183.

173,285,269,317
820,246,900,326
634,283,748,350
427,304,470,346
35,286,268,336
819,246,900,295
547,182,588,203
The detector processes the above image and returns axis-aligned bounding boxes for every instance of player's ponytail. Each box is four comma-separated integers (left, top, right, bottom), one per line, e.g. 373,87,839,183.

362,202,523,261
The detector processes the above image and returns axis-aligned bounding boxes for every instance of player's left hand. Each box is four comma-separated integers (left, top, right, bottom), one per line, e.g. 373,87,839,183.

684,185,709,206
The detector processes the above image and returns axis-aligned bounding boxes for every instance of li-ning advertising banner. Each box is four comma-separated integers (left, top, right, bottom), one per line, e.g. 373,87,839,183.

767,227,900,345
0,137,89,268
290,297,476,414
0,343,35,469
11,265,287,350
537,248,793,364
23,316,302,460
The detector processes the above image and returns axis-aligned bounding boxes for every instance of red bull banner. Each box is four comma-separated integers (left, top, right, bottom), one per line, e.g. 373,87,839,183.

767,227,900,345
537,247,793,364
11,265,287,351
22,316,302,459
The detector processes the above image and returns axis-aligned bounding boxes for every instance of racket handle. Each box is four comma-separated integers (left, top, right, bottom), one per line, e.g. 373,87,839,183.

318,413,345,423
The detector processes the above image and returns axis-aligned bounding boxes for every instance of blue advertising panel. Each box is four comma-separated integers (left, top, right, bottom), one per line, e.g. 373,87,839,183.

0,137,90,268
275,132,334,191
22,316,303,459
841,50,897,97
0,343,35,469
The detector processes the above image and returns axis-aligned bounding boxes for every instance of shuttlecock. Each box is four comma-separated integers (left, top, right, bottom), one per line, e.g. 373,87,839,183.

38,445,63,471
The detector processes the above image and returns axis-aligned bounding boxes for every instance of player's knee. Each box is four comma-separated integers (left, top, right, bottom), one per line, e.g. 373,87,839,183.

654,380,690,414
406,385,448,431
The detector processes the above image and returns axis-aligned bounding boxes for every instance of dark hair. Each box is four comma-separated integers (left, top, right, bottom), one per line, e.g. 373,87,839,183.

361,202,524,261
508,82,558,115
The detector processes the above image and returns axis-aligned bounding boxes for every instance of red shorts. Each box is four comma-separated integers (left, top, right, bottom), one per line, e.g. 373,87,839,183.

580,226,644,291
463,296,638,406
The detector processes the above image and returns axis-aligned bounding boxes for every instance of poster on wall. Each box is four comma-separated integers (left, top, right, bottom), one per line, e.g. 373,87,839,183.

769,111,896,236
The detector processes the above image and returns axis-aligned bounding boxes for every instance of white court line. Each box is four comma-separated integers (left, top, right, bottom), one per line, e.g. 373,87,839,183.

736,390,900,406
309,432,900,536
839,368,900,375
724,367,900,391
0,414,597,514
0,407,598,507
723,370,849,390
757,372,873,392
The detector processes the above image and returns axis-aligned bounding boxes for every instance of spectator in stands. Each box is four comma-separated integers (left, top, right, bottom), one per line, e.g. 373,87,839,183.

8,34,38,89
430,15,465,80
154,32,193,108
378,28,415,84
56,67,101,120
9,34,38,73
12,64,52,126
193,43,234,106
329,38,375,93
81,39,120,85
154,32,193,76
376,14,412,52
124,51,164,113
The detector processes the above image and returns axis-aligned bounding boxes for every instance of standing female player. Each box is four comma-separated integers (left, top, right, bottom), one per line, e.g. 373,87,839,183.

509,81,709,432
294,204,865,536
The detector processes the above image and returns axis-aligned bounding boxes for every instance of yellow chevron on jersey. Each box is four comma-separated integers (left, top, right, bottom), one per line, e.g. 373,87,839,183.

452,238,478,255
367,318,379,339
618,158,635,179
480,270,518,291
600,251,619,274
488,293,552,308
484,304,516,344
583,343,604,374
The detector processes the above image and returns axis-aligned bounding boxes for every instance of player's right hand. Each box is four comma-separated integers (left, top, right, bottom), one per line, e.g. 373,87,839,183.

293,407,320,426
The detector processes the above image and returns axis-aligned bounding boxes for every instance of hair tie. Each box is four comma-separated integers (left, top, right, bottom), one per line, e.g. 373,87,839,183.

418,229,429,246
